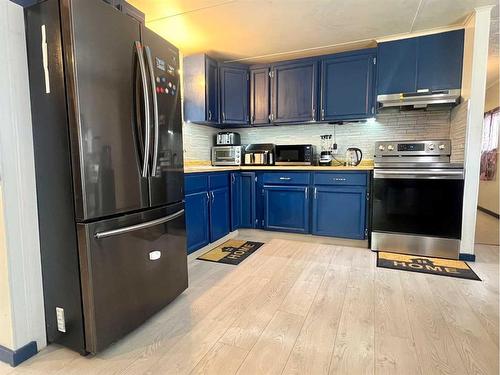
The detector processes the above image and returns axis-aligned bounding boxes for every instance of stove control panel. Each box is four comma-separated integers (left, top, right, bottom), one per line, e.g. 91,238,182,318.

374,140,451,157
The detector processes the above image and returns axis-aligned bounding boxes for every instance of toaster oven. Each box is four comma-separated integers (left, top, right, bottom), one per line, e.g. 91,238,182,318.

211,146,242,166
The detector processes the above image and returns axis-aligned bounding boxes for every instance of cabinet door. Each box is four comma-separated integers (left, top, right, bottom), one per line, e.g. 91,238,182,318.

416,30,464,91
241,172,256,228
185,191,210,253
209,187,230,242
220,67,249,126
311,186,366,239
263,185,309,233
205,56,219,123
377,38,417,95
321,53,375,121
271,61,318,123
250,67,270,125
230,172,241,231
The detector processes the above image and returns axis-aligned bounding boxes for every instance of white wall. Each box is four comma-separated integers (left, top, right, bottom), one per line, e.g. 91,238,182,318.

0,0,46,352
460,7,493,255
478,82,500,214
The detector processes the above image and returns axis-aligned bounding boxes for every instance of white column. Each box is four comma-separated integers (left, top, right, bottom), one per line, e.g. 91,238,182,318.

460,6,493,256
0,0,46,351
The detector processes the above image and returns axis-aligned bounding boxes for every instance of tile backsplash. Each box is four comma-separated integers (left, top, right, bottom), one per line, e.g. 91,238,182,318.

183,109,454,161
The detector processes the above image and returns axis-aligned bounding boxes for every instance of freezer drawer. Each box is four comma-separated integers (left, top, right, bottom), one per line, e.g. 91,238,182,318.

77,202,187,353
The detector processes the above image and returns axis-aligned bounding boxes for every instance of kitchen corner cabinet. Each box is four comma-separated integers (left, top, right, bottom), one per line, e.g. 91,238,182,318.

250,67,271,125
185,173,230,253
271,60,318,123
231,171,256,229
230,172,241,231
320,49,376,121
220,65,249,126
183,54,219,126
377,29,464,95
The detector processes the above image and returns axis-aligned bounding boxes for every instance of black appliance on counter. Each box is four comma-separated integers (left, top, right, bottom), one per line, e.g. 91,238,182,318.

215,132,241,146
26,0,187,354
371,140,464,259
275,144,314,166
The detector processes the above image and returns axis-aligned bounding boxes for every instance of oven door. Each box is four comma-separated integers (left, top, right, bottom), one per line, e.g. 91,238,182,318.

275,145,311,165
212,147,239,165
372,168,464,239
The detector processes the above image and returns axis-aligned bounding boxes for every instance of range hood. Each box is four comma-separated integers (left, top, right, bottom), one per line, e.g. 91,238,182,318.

377,89,461,109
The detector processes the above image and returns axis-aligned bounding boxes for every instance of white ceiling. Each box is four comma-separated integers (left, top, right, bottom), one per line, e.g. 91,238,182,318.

129,0,499,84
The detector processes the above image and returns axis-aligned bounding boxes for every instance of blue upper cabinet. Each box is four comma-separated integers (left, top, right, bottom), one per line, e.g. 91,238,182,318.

377,30,464,95
320,50,376,121
271,60,318,123
250,67,271,125
416,29,464,91
377,38,418,95
220,66,249,126
183,54,219,126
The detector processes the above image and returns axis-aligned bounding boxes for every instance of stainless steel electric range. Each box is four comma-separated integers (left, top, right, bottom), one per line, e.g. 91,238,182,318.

371,140,464,259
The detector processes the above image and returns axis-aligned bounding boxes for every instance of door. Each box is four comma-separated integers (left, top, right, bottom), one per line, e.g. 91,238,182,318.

312,186,366,239
69,0,148,220
141,27,184,207
241,172,256,228
77,202,187,354
321,53,375,121
377,38,418,95
205,56,219,123
271,60,318,123
263,185,309,233
416,30,464,91
220,67,249,126
250,67,270,125
209,187,230,242
185,191,210,253
372,175,464,238
230,173,241,231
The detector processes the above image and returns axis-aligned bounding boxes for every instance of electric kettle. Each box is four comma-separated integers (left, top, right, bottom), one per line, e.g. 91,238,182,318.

345,147,363,166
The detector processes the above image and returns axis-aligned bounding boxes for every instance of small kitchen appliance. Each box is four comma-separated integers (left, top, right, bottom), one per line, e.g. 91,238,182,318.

244,144,275,165
275,145,314,165
216,132,240,145
371,139,464,259
212,145,242,165
345,147,363,166
319,135,334,166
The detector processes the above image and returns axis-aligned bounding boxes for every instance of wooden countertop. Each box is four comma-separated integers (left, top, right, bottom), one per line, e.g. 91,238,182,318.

184,163,374,174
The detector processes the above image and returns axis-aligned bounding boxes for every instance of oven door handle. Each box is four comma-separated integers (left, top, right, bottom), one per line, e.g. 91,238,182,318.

374,169,464,180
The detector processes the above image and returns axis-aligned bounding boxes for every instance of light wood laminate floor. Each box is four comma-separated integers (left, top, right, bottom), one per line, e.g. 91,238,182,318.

1,232,498,375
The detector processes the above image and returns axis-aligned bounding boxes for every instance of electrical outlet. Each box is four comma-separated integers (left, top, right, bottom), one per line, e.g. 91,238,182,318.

56,307,66,333
332,143,338,155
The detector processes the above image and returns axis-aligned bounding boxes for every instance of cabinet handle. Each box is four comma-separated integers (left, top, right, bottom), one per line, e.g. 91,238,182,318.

208,110,212,120
312,107,315,119
206,191,210,205
334,178,347,181
211,191,215,202
279,177,291,181
222,112,226,122
231,174,235,183
314,187,317,200
305,187,308,199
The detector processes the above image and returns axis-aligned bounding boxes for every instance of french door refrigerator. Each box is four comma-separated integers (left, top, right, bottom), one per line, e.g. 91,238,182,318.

25,0,187,354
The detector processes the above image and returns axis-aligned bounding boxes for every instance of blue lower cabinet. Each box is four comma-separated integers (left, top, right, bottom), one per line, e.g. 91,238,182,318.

263,185,309,233
312,185,366,239
209,186,230,242
230,172,241,231
185,191,210,254
240,172,256,228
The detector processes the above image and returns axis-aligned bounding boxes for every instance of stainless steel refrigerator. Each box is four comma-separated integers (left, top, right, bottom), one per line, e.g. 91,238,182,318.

25,0,187,354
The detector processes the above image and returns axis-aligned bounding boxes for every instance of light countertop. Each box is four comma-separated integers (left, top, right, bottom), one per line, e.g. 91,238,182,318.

184,162,374,174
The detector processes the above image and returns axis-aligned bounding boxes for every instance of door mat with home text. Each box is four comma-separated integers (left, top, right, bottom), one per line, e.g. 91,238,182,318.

197,240,264,265
377,251,481,281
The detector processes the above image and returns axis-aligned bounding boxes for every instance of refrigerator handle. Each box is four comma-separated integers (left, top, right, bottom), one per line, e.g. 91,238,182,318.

144,46,159,177
94,209,185,239
135,41,150,178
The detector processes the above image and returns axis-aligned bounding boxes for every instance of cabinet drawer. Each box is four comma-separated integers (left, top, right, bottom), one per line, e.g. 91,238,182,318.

313,172,367,186
209,173,229,189
262,172,310,185
185,174,208,194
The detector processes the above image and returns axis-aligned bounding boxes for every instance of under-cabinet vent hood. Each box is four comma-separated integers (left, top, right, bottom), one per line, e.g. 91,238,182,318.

377,89,461,109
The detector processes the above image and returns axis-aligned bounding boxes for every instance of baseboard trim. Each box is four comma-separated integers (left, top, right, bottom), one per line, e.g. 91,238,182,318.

0,341,37,367
459,253,476,262
478,206,500,219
